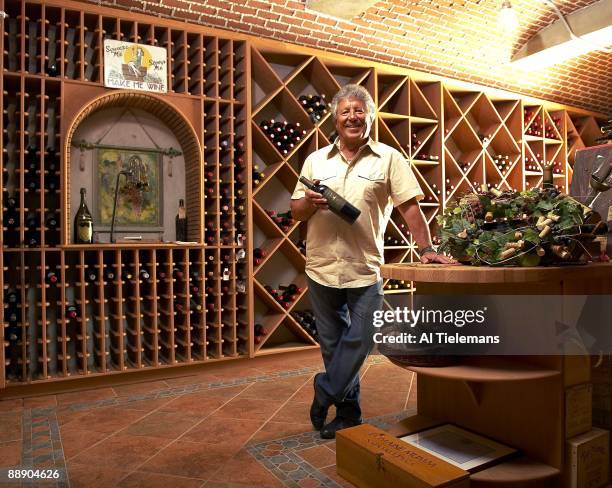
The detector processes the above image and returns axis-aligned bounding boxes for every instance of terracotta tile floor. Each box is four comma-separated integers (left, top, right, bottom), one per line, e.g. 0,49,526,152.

0,351,416,487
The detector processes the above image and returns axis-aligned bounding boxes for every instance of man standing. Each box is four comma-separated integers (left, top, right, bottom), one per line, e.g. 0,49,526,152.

290,84,454,439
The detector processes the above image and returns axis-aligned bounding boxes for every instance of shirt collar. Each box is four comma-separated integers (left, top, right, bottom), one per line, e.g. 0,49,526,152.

327,137,382,159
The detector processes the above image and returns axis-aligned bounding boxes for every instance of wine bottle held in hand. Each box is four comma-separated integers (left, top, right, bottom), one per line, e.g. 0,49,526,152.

299,176,361,224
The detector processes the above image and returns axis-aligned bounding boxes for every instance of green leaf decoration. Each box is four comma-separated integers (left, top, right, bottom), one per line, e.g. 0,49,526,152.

437,187,598,266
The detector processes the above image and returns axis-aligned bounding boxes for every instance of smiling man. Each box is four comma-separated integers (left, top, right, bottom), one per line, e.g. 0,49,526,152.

291,84,454,439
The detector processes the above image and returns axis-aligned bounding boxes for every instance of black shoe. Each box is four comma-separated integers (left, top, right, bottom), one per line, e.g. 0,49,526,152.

320,416,362,439
310,373,328,431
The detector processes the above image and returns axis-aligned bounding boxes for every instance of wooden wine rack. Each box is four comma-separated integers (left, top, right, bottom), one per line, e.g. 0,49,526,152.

0,0,605,391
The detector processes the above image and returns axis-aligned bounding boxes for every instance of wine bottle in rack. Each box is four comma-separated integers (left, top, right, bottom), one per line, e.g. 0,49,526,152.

298,94,328,123
45,172,59,192
6,288,19,306
74,188,94,244
46,24,59,76
139,268,151,280
4,196,19,229
272,210,295,232
64,27,77,78
27,20,38,73
45,213,58,230
175,198,187,241
291,310,319,342
103,267,116,282
25,213,39,247
85,266,98,283
83,31,96,81
25,151,39,191
5,319,22,379
121,269,133,281
252,167,265,186
253,247,267,265
6,306,19,324
46,270,59,284
65,304,78,320
236,279,246,293
6,18,18,72
172,267,184,279
254,323,268,344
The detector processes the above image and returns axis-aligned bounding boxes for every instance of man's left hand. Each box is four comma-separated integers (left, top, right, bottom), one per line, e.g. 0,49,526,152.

420,252,458,264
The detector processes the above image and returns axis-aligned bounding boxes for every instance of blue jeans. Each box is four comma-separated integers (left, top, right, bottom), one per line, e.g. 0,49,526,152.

307,276,384,421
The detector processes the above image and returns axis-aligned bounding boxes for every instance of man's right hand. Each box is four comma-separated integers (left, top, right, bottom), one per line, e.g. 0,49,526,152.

305,179,328,210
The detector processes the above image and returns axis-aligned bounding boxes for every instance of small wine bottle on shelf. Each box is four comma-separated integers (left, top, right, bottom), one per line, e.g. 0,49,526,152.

74,187,93,244
175,198,187,241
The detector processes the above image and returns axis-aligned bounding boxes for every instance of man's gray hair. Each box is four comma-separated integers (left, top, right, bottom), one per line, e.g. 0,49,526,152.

330,84,376,123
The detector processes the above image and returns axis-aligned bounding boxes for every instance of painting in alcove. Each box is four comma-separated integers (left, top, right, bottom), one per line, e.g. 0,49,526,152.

94,146,163,231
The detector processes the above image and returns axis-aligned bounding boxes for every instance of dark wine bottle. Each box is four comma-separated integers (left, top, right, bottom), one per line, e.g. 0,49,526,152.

6,289,19,305
85,266,97,282
74,187,93,244
175,198,187,241
104,268,116,282
121,270,133,281
45,213,58,230
299,176,361,224
65,305,78,319
46,270,58,284
4,197,19,228
139,268,150,280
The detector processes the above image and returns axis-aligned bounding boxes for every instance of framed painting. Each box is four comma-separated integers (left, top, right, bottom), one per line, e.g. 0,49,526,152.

93,146,163,232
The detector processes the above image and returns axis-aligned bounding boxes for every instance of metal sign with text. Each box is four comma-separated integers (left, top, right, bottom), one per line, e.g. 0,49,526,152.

103,40,167,93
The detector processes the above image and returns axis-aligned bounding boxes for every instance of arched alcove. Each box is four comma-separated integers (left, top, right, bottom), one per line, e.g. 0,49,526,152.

63,91,202,244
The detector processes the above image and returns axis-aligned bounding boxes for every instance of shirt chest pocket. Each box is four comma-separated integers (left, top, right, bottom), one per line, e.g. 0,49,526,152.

356,168,386,203
312,167,338,192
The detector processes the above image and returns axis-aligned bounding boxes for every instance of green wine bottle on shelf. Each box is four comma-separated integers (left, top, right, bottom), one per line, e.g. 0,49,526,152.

175,198,187,241
74,188,93,244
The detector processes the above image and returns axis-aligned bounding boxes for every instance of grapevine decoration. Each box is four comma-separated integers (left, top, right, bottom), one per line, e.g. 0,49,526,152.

436,187,606,266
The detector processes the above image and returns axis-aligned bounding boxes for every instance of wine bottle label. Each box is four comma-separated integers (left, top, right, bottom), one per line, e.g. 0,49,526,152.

78,222,93,242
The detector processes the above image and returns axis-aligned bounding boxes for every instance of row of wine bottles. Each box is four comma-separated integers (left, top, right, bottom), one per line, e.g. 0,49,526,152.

252,309,319,344
4,17,96,79
265,209,295,233
524,109,562,139
264,283,304,309
298,94,328,123
259,119,307,155
290,310,318,343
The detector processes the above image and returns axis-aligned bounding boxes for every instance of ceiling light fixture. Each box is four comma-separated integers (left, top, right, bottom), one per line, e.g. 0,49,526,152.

509,0,612,70
498,0,518,33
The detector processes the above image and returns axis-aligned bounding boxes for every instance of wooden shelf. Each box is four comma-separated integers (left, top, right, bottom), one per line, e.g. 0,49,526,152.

381,262,612,283
397,357,560,382
471,456,560,486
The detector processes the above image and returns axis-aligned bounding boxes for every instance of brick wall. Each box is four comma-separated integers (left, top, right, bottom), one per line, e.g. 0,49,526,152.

88,0,611,116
